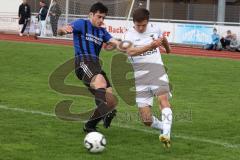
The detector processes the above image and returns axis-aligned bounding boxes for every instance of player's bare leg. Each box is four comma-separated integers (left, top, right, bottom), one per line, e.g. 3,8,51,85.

157,94,172,148
103,87,117,128
84,74,117,133
139,106,163,130
84,74,106,132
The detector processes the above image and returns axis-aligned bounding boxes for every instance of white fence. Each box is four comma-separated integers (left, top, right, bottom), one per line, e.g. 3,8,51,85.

0,15,19,33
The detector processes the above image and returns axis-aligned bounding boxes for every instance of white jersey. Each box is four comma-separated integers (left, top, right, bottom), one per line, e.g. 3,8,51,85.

123,24,171,107
123,23,164,66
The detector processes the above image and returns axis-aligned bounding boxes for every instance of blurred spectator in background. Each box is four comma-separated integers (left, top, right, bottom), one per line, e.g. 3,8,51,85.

229,34,240,52
220,30,233,49
18,0,31,36
49,0,61,37
36,0,48,36
204,28,222,51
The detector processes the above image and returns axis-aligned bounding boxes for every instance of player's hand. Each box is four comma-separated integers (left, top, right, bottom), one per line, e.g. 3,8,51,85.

151,37,171,53
150,38,163,49
64,25,73,33
161,36,171,53
58,25,73,36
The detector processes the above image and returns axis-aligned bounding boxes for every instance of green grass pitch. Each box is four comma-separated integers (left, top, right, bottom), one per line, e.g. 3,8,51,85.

0,41,240,160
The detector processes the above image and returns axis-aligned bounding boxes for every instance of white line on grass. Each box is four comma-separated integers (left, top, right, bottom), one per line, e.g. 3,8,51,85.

0,105,239,149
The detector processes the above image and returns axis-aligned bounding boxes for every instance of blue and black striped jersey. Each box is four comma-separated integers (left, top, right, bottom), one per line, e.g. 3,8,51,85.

71,19,112,61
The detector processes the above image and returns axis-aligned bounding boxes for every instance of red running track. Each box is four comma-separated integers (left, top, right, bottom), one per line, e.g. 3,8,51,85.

1,33,240,60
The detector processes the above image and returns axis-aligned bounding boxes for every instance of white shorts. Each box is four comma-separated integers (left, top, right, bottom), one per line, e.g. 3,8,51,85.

134,64,172,108
136,83,172,108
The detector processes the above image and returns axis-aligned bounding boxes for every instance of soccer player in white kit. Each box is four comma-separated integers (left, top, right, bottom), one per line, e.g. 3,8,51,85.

123,8,173,148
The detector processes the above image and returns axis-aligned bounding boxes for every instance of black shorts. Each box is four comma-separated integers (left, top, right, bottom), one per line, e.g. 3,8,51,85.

75,58,111,90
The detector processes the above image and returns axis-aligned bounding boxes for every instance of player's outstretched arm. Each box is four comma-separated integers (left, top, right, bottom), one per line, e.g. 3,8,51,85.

126,38,163,56
108,38,164,56
108,38,162,56
57,25,73,36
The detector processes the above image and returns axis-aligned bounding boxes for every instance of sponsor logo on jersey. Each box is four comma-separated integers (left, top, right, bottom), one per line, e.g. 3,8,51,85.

85,33,103,45
140,48,157,56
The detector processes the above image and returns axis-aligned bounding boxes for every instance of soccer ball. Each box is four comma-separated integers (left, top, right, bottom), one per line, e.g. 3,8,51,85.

84,132,106,153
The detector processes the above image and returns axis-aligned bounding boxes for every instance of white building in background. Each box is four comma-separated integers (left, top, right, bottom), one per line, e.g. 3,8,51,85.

0,0,22,16
0,0,22,32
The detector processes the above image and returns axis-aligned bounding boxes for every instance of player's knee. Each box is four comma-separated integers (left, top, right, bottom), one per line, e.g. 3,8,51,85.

106,92,118,108
91,75,107,89
91,79,107,89
94,82,107,89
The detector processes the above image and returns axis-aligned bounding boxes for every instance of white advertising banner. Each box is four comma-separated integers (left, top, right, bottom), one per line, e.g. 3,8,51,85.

1,16,239,45
174,24,213,44
0,16,19,32
104,20,239,44
104,20,175,42
104,19,132,39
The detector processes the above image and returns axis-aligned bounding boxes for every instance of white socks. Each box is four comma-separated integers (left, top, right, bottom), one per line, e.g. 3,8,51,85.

151,116,163,130
149,108,172,137
161,107,172,137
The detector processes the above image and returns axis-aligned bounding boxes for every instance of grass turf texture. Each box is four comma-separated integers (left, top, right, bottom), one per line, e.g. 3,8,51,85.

0,41,240,160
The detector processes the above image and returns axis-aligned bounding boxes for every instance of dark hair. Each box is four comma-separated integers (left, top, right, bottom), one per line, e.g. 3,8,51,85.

90,2,108,14
40,0,46,4
133,8,150,22
213,28,217,32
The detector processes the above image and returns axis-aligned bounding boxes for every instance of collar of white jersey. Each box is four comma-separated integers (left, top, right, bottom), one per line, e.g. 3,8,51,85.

131,23,154,34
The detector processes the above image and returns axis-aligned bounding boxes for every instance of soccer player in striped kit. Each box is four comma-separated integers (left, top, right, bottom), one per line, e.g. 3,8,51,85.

58,2,163,133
